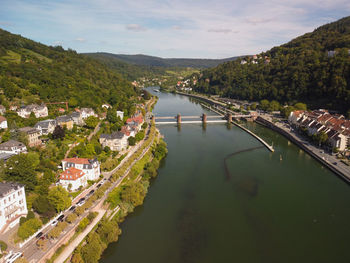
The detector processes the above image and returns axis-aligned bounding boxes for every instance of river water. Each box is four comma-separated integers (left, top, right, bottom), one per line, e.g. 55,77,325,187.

101,89,350,263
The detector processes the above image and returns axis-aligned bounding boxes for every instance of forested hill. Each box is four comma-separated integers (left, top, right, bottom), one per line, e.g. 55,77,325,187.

84,52,240,68
0,29,137,111
195,16,350,113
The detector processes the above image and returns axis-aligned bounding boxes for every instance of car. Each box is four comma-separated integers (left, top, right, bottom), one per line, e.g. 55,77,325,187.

333,162,337,165
57,215,65,222
36,232,43,239
51,220,57,226
88,190,95,196
5,252,22,263
96,183,102,188
78,197,85,203
69,205,76,211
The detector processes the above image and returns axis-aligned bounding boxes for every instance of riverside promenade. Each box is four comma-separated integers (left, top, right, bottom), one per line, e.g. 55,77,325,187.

256,116,350,183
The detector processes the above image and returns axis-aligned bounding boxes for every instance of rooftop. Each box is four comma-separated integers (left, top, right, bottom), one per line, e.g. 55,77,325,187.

0,182,23,198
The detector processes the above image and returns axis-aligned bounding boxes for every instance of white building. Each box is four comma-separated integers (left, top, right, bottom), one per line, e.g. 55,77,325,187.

59,167,87,191
117,111,124,120
61,157,100,181
0,182,28,233
80,108,97,119
34,119,57,135
0,116,7,129
100,131,128,152
17,104,48,118
0,140,27,154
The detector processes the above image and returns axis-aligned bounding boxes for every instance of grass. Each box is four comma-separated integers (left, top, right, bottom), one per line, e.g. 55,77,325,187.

21,48,52,63
1,50,21,64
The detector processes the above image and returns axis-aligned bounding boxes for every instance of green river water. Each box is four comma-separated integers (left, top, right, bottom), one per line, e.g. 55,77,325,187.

100,89,350,263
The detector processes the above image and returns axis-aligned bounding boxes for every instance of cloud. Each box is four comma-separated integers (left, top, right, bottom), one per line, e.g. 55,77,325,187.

245,18,273,26
75,37,86,42
126,24,147,32
208,28,238,34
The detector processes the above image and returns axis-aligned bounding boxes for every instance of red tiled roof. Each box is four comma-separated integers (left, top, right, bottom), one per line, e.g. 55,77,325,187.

0,116,6,123
121,126,130,136
60,167,85,180
63,157,90,164
126,114,143,125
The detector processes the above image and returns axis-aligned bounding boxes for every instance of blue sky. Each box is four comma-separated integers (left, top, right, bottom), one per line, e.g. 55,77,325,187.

0,0,349,58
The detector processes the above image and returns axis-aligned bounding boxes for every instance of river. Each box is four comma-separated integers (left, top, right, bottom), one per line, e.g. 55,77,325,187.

100,89,350,263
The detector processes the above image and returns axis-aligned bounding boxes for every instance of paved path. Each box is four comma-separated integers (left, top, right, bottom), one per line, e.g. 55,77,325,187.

54,208,106,263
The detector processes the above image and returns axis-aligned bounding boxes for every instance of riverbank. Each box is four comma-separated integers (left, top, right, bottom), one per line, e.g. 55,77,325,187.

255,116,350,183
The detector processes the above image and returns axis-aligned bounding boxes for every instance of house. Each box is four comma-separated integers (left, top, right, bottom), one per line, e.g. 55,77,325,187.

0,182,28,233
117,111,124,120
68,112,84,126
126,114,144,131
0,152,16,162
9,105,17,111
59,167,87,191
0,116,7,129
80,108,97,119
0,105,6,115
17,104,48,118
18,127,41,147
121,125,137,138
100,131,128,151
58,108,65,113
0,140,27,154
102,103,111,109
34,119,57,135
56,115,74,130
62,157,100,181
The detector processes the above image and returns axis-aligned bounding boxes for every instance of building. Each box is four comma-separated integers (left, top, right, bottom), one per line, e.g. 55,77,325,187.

18,127,41,147
59,167,87,191
0,182,28,233
100,131,128,151
0,152,15,162
56,115,74,130
126,114,144,131
117,111,124,120
121,125,137,138
68,112,84,126
0,105,6,115
34,119,57,135
62,157,100,181
0,140,27,154
0,116,7,129
80,108,97,119
17,104,48,118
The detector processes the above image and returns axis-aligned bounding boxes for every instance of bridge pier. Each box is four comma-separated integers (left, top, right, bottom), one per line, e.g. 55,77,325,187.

202,113,207,123
177,114,181,124
226,113,232,123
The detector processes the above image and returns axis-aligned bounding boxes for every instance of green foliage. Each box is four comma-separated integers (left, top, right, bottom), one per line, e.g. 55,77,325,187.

135,131,145,141
153,139,168,160
121,182,147,207
0,240,7,251
65,213,77,223
195,16,350,113
52,126,65,140
0,29,136,111
17,218,42,240
4,154,37,191
47,186,71,212
77,217,89,232
84,116,99,129
128,136,136,146
32,195,56,218
80,232,105,263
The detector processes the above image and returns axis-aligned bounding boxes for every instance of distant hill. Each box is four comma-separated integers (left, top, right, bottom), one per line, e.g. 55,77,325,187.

0,29,136,112
84,52,240,68
195,16,350,113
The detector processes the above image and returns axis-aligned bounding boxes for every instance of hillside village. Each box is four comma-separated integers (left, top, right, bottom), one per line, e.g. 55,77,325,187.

0,95,148,245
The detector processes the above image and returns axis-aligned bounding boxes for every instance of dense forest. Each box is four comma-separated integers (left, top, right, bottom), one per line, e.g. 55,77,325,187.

85,52,240,68
0,29,137,111
195,16,350,113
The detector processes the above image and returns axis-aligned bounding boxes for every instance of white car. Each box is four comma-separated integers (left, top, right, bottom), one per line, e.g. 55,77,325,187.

51,220,58,226
5,252,23,263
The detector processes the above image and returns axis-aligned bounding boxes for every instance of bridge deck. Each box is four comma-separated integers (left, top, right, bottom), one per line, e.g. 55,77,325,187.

155,120,227,124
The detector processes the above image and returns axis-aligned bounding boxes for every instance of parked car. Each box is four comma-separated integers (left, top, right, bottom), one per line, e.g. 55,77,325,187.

69,205,76,211
5,252,23,263
96,183,102,188
57,215,65,222
36,232,43,239
51,220,57,226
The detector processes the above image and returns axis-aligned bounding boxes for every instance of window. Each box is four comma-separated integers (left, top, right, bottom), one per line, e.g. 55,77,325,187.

13,194,15,199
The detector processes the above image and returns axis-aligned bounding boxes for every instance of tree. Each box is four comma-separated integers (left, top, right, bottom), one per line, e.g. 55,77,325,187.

294,102,307,111
4,154,37,191
259,99,270,111
250,103,257,110
75,206,85,216
128,136,136,146
36,238,47,250
66,213,77,224
71,251,84,263
52,125,65,140
121,182,147,207
48,186,71,212
96,220,121,244
81,232,104,263
77,217,89,232
84,116,99,129
135,131,145,141
32,195,56,218
17,218,42,240
106,108,117,123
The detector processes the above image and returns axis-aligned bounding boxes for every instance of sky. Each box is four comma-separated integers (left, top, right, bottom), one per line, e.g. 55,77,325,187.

0,0,349,58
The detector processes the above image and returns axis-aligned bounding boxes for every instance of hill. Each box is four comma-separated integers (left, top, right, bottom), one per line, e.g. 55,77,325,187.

0,29,137,113
84,52,240,69
194,16,350,113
